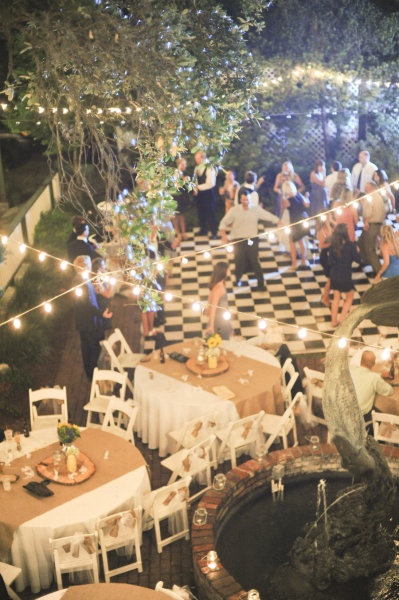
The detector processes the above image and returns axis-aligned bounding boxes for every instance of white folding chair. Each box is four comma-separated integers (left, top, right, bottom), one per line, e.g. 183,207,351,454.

155,581,187,599
372,410,399,445
50,532,99,590
302,366,329,431
97,507,143,582
101,397,139,444
261,392,303,451
281,358,299,407
101,328,145,396
143,477,191,553
168,411,219,467
83,368,128,427
29,386,68,430
216,411,265,468
161,436,216,501
0,562,22,600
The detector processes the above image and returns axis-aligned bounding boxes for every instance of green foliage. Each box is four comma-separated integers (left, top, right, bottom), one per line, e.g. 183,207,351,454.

0,366,31,418
34,207,74,259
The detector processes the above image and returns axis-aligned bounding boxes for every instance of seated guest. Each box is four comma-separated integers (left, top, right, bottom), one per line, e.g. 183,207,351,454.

349,350,393,426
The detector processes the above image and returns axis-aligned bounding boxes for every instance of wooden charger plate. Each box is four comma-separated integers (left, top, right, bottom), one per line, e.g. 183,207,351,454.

36,452,95,485
186,355,229,377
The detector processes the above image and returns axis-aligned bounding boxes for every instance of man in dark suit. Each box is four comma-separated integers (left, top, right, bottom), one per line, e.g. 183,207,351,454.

73,255,113,379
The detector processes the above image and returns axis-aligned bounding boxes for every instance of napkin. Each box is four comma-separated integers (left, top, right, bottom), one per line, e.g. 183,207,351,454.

191,421,203,438
241,421,253,439
212,385,235,400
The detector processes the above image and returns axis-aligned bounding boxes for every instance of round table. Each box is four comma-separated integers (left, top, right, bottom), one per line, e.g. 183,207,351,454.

38,583,167,600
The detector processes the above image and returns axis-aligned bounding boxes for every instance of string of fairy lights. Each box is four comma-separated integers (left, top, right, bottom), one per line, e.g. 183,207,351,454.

1,180,399,360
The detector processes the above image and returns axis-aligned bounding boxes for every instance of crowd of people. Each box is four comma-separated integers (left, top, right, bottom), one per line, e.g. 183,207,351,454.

194,149,398,331
66,149,399,375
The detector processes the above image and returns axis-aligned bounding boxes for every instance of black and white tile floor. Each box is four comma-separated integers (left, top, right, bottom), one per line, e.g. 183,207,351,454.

147,216,399,356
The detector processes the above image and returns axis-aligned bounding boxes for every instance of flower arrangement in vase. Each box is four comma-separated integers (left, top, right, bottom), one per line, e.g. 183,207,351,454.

57,423,81,473
204,332,222,369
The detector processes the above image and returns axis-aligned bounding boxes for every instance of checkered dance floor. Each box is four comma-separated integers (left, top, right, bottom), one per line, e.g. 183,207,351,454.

148,216,399,356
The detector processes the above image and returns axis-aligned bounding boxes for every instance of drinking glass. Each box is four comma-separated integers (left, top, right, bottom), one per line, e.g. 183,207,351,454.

14,431,22,452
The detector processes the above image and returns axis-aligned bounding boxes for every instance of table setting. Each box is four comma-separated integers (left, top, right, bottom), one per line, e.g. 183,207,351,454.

134,337,283,456
0,427,151,593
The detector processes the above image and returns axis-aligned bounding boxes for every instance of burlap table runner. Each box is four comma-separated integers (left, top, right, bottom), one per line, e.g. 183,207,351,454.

63,583,165,600
144,341,283,417
0,429,146,556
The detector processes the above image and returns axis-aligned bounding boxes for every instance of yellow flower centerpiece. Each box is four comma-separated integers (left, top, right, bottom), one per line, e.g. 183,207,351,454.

57,423,80,473
204,332,222,369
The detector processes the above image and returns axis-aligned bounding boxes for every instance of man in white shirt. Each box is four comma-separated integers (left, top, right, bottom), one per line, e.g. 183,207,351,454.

219,189,281,291
325,161,342,199
193,151,217,238
358,180,387,274
350,150,378,198
349,350,393,425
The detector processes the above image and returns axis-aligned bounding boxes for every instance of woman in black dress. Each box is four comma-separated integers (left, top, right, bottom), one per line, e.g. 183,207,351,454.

328,223,361,328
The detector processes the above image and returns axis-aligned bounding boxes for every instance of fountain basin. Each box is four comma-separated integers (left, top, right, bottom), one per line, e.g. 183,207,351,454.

192,443,399,600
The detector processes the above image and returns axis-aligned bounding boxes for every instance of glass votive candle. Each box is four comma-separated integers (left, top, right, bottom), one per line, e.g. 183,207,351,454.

193,507,208,526
213,473,227,490
206,550,218,570
247,590,260,600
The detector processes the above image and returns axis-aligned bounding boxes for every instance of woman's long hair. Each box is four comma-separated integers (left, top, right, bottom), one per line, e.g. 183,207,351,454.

330,223,350,258
209,261,229,289
380,224,399,257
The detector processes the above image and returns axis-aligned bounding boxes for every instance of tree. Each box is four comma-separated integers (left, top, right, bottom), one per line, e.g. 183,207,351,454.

0,0,268,304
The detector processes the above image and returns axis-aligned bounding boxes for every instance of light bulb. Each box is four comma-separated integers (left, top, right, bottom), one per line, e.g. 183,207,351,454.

298,327,307,339
226,245,233,253
164,292,173,301
75,288,83,297
258,319,267,330
60,261,68,271
1,235,8,246
39,252,47,262
338,337,347,349
19,244,26,254
44,302,52,313
223,310,231,321
381,347,391,361
13,318,21,329
203,251,211,259
182,257,189,264
192,301,201,312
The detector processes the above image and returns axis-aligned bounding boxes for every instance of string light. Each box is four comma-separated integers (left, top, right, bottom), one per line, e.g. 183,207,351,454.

381,347,391,361
60,261,68,271
13,318,21,329
298,328,307,339
75,287,83,297
338,337,347,349
43,302,52,313
258,319,267,330
39,251,47,262
1,235,8,246
164,291,173,301
19,244,26,254
223,310,232,321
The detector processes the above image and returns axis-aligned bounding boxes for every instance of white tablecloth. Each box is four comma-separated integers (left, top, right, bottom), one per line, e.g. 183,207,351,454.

1,430,151,594
134,340,280,457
